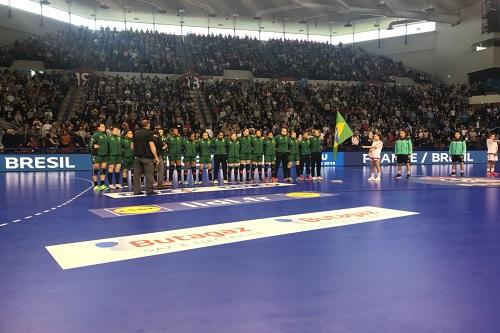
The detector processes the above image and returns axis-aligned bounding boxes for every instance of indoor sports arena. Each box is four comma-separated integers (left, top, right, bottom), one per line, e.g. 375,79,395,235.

1,0,499,332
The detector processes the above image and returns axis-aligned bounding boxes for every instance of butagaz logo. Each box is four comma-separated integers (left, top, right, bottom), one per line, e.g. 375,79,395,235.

47,206,418,269
3,156,76,170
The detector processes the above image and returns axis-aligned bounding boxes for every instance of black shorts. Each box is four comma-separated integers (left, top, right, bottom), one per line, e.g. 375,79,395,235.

396,155,410,164
451,155,463,163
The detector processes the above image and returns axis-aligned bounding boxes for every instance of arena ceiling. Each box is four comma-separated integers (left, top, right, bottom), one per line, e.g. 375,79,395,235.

46,0,480,35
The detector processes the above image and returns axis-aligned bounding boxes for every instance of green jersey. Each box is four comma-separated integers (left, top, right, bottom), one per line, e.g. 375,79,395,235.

228,140,240,159
183,139,198,157
90,131,109,156
213,138,228,155
168,135,183,155
289,138,299,155
299,138,311,155
264,138,276,156
121,137,133,157
252,137,264,155
239,135,252,154
108,135,122,156
310,136,322,153
198,139,213,157
394,139,413,155
449,139,466,155
275,135,290,153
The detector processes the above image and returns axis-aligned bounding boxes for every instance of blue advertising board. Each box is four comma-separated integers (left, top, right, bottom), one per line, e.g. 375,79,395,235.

0,155,92,172
0,151,488,172
343,150,487,166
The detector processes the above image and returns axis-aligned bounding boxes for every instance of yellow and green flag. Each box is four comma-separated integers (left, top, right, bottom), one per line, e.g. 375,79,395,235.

333,112,353,160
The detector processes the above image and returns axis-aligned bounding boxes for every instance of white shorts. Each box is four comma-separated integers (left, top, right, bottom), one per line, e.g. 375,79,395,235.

487,153,498,162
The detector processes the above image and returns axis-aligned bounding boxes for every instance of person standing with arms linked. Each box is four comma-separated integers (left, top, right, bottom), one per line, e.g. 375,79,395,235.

132,120,160,195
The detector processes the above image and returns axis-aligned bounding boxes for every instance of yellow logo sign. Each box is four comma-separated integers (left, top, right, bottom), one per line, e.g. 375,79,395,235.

285,192,321,198
113,205,162,215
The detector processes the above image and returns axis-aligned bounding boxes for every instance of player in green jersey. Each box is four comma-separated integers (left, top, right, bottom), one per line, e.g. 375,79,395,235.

449,131,467,177
264,131,276,182
90,123,109,191
310,129,323,181
107,126,123,190
251,129,265,181
239,128,252,182
121,130,134,189
182,132,198,184
228,132,241,183
288,131,300,181
298,131,312,181
274,127,291,181
168,128,183,184
198,131,213,185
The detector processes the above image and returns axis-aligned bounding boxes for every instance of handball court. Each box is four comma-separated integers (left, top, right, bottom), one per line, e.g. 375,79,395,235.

0,165,499,333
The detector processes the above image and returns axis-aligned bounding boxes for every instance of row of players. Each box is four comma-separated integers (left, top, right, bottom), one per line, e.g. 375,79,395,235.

90,123,499,191
90,125,326,191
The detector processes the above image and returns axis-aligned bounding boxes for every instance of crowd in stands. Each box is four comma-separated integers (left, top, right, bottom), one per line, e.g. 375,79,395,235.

1,26,498,153
203,79,498,149
3,27,430,82
6,28,182,73
0,69,73,151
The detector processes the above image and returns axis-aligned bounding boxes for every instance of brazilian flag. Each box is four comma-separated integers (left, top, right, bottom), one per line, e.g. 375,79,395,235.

334,112,353,160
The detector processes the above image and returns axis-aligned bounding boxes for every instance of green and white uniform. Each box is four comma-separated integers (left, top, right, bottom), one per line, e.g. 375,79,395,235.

90,131,109,164
121,137,134,169
239,135,252,161
264,138,276,163
168,135,183,162
107,134,122,165
183,139,198,164
252,136,265,163
228,139,241,164
198,139,213,164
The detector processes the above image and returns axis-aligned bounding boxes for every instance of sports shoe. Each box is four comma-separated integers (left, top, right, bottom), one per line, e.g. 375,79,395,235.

115,184,122,189
406,174,411,179
163,181,172,187
493,172,499,177
449,172,456,177
272,177,278,183
122,184,128,189
108,184,115,190
395,174,402,179
317,176,323,181
312,177,318,181
93,185,100,191
374,177,381,181
306,176,313,181
99,185,108,191
298,176,305,181
460,172,464,177
368,177,375,181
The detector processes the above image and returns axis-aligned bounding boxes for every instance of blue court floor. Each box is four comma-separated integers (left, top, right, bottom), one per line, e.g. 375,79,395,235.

0,165,499,333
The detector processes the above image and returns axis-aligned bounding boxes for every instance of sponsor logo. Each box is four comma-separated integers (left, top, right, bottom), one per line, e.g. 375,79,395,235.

46,206,418,269
1,155,92,172
285,192,321,198
103,182,295,199
111,205,163,215
321,152,344,167
413,176,500,187
91,192,333,218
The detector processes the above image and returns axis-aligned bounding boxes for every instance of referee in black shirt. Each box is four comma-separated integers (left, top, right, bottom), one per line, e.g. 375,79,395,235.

132,120,160,195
